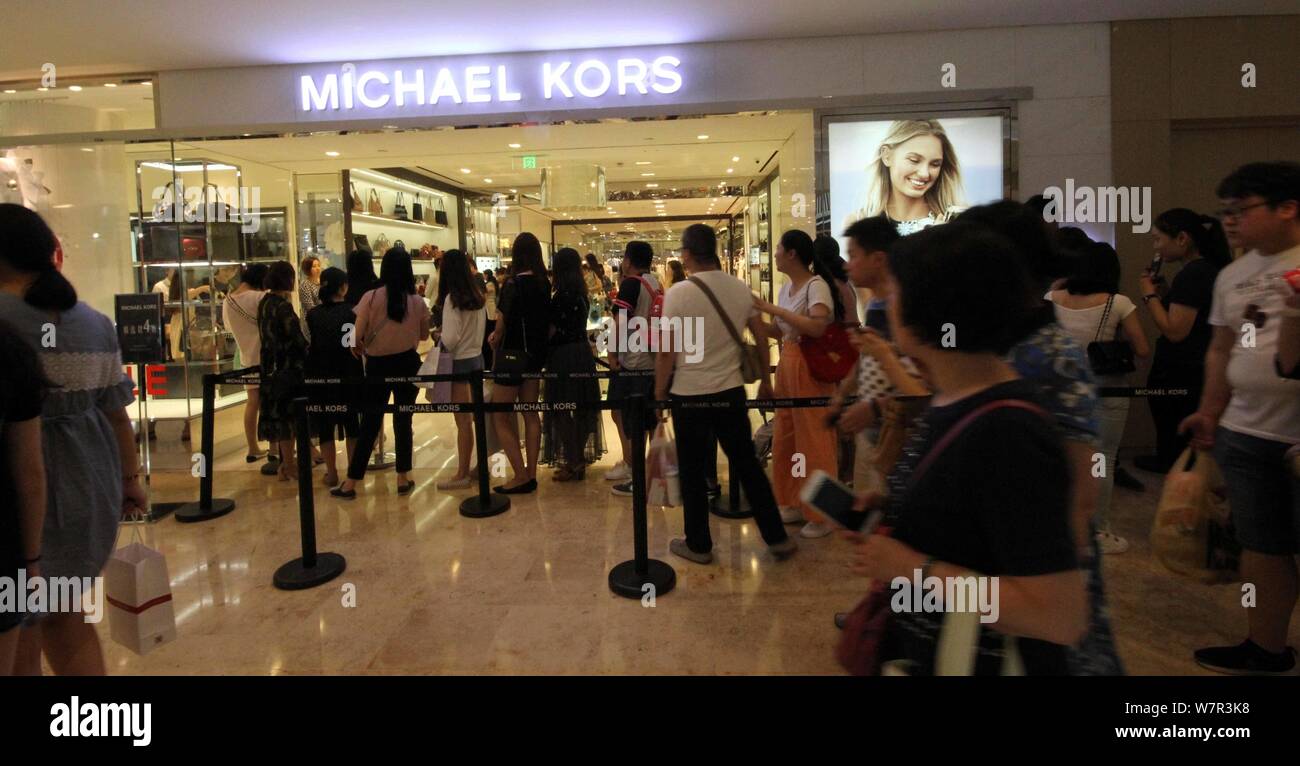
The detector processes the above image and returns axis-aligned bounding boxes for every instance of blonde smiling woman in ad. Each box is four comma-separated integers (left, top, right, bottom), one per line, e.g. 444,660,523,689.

845,119,967,234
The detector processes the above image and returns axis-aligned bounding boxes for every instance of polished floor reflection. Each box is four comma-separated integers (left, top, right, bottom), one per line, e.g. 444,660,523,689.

95,409,1299,675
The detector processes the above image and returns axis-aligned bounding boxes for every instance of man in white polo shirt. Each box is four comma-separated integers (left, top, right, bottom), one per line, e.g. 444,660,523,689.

1181,161,1300,675
656,224,796,564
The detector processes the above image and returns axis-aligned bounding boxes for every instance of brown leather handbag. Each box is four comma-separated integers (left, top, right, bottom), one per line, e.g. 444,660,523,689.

367,188,384,216
350,182,363,212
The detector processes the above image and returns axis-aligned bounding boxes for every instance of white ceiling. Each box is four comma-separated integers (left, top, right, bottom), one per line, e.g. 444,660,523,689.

1,1,1289,82
158,112,789,222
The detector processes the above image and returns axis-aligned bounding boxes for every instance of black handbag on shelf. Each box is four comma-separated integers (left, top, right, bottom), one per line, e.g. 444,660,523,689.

393,192,409,221
1086,294,1137,375
411,193,424,222
433,196,449,226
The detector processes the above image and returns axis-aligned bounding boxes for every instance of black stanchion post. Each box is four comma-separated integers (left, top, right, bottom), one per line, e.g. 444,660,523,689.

273,397,346,590
175,372,236,523
608,394,676,599
459,372,510,518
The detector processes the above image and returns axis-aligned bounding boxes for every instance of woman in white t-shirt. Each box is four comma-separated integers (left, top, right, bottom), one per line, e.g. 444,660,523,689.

1047,240,1150,553
222,263,270,462
753,229,847,539
432,250,487,489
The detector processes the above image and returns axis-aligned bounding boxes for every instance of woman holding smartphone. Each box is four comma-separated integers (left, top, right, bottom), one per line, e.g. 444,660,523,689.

1134,208,1231,473
844,222,1087,675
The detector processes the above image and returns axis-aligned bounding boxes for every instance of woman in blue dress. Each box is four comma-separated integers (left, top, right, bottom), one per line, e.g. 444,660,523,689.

0,204,142,675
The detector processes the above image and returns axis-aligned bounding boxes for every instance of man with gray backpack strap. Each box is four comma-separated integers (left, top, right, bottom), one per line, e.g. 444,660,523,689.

655,223,796,564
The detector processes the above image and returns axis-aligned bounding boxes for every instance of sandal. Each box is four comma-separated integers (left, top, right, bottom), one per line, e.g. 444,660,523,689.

552,466,577,482
322,471,339,487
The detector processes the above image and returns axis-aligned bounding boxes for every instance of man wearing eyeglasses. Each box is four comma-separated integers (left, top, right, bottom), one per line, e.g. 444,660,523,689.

1180,161,1300,676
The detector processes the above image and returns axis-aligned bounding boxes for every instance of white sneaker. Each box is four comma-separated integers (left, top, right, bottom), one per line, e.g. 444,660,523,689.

779,506,804,524
800,521,834,539
436,475,472,490
605,463,631,482
1096,530,1130,554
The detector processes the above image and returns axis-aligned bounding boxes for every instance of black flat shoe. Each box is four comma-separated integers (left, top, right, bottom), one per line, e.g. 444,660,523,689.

246,452,267,463
329,486,357,499
397,481,415,495
494,479,537,495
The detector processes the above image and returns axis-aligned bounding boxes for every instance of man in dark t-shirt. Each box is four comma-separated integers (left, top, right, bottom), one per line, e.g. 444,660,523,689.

0,323,46,652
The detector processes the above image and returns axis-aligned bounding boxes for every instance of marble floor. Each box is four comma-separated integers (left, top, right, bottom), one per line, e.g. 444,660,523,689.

91,407,1298,675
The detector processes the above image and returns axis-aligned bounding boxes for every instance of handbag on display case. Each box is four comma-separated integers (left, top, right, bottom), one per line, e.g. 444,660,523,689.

367,188,384,215
373,233,391,254
393,192,409,221
433,196,449,226
412,193,424,221
349,182,363,212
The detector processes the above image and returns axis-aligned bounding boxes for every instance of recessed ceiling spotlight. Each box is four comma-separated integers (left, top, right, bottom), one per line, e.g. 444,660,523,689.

726,168,734,174
140,81,151,86
509,188,518,193
325,151,340,157
104,83,118,88
483,178,493,183
2,89,15,94
37,87,48,92
635,161,652,166
68,85,83,92
508,143,521,149
640,172,655,177
80,147,93,153
646,183,659,188
731,156,740,162
696,134,709,140
460,168,472,174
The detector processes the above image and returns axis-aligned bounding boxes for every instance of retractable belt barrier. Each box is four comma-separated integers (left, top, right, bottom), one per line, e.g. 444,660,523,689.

188,365,848,595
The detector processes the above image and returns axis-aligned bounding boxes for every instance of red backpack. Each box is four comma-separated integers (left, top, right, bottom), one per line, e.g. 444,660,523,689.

636,276,664,322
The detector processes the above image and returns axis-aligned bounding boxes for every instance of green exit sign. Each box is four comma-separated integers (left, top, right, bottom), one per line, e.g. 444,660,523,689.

522,156,536,169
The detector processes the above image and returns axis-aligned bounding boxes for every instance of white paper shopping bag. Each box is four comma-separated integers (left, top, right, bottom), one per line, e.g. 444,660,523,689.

104,541,177,655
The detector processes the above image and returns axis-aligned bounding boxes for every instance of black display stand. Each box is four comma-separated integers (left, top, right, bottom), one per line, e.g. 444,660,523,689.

175,374,237,523
608,395,676,599
273,398,347,590
459,373,511,518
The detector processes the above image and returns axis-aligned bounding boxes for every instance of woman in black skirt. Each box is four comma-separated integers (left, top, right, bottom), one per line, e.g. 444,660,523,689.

306,267,363,488
257,261,309,481
541,248,605,480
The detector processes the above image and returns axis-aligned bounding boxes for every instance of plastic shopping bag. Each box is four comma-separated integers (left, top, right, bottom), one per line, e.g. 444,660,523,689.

419,344,454,403
104,541,176,655
645,421,681,507
1151,447,1238,583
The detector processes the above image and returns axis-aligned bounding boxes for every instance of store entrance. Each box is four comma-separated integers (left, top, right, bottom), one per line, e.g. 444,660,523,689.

166,109,810,298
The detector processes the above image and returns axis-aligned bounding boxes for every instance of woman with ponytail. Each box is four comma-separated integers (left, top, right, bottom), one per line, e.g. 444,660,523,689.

0,203,142,675
754,229,842,539
1134,208,1231,473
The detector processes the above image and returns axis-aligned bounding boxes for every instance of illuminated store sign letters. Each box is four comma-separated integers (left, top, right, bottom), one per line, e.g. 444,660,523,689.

300,55,682,112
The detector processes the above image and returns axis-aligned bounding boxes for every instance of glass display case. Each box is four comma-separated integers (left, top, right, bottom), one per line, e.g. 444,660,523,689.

130,156,278,419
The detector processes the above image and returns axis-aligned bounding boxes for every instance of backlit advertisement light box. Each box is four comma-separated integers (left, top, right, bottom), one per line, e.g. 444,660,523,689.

828,115,1004,253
